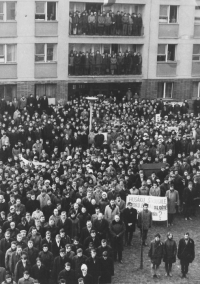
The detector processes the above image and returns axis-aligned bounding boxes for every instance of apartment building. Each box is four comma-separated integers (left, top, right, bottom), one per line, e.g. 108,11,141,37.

0,0,199,104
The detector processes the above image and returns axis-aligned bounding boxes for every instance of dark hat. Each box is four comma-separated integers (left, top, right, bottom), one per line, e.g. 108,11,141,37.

60,248,65,253
102,251,108,256
77,248,83,253
42,243,48,248
155,233,161,238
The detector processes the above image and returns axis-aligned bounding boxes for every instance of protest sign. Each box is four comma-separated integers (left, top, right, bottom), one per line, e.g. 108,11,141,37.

126,195,168,221
168,126,179,132
155,114,161,123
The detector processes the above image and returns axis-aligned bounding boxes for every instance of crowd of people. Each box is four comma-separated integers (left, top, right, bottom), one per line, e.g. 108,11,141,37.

69,10,143,36
69,50,142,76
0,91,199,283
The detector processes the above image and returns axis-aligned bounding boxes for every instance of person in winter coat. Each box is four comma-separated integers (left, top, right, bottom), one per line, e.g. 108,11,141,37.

69,210,80,240
104,200,120,224
97,13,105,35
182,181,194,220
148,233,164,278
14,253,31,283
110,54,117,75
109,215,125,263
73,248,87,278
99,251,114,284
95,51,102,75
38,244,54,275
58,262,76,284
99,192,109,214
165,183,179,226
137,203,152,246
18,271,34,284
123,202,137,246
177,232,195,278
93,213,108,241
77,264,92,284
163,232,177,277
86,249,101,284
31,257,48,284
1,274,17,284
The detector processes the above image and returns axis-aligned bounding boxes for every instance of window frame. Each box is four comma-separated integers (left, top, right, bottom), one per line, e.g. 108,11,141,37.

35,43,57,63
0,44,17,64
192,44,200,61
195,6,200,24
159,5,179,24
0,84,17,100
0,2,16,22
157,44,176,62
35,1,58,21
158,82,173,99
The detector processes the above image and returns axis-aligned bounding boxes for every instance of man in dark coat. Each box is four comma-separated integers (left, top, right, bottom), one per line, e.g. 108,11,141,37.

52,248,71,281
86,249,101,284
31,257,48,284
109,215,125,263
14,253,31,283
77,264,93,284
97,239,113,259
72,248,87,278
178,232,195,278
99,251,114,284
123,202,137,246
137,203,152,246
58,262,76,284
93,213,108,241
57,211,72,237
84,230,101,250
182,181,193,220
163,232,177,277
23,240,39,266
38,244,54,276
148,233,164,278
94,130,104,149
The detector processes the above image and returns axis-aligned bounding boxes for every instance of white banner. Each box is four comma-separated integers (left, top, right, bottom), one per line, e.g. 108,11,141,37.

155,114,161,123
168,126,179,132
126,195,168,221
19,154,46,168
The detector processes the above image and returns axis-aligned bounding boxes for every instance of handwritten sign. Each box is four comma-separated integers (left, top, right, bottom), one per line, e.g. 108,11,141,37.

126,195,168,221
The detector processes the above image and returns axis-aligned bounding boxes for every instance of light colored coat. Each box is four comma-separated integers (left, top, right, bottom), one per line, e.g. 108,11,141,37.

165,189,180,214
104,204,120,223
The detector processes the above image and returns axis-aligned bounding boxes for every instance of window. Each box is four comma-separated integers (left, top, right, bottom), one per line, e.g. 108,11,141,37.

193,45,200,61
0,85,17,100
195,6,200,24
159,5,178,23
157,82,173,99
35,2,57,20
35,83,57,97
157,44,176,62
35,43,57,62
0,44,16,63
0,2,16,21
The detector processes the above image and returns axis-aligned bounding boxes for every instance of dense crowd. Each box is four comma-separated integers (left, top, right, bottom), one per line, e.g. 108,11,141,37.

0,91,199,283
69,10,143,36
69,50,142,76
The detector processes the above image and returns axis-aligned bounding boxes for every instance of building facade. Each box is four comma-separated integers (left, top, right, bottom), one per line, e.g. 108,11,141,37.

0,0,199,104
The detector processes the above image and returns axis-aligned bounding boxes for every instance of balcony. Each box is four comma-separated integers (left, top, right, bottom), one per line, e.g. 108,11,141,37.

0,64,17,79
35,63,57,78
35,21,58,37
194,25,200,38
0,22,17,37
158,24,179,38
157,62,177,77
192,62,200,76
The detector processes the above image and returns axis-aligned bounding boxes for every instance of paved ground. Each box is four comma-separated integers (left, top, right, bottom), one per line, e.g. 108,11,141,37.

112,212,200,284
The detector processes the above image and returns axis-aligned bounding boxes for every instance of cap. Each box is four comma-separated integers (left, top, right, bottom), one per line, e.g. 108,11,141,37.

102,251,108,256
60,248,65,253
77,248,83,253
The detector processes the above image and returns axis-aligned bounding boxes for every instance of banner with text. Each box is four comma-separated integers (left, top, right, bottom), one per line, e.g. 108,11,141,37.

126,195,168,221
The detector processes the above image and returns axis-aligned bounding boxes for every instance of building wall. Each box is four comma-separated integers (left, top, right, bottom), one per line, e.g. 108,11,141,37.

0,0,200,101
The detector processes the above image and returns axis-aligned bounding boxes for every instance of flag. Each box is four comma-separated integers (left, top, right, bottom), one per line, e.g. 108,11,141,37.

103,0,116,6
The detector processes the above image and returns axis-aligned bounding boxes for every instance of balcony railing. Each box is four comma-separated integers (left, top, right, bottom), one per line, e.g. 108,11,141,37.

158,23,179,38
157,62,177,76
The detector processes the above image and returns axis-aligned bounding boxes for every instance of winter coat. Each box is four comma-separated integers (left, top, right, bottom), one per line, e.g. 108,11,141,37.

122,207,137,232
14,260,31,282
58,269,76,284
178,238,195,263
31,264,48,284
148,240,164,266
100,256,114,283
137,210,152,230
38,250,54,271
104,205,120,223
165,190,179,214
23,247,39,266
72,255,87,276
93,219,108,239
86,256,102,283
109,220,125,251
69,217,80,239
163,239,177,263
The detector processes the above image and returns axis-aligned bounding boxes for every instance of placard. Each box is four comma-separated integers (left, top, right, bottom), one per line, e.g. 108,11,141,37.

126,195,168,221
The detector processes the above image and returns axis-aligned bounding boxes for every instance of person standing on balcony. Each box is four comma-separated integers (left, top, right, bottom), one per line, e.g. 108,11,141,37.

111,12,116,35
84,52,90,75
88,12,96,35
72,12,78,35
122,13,128,36
137,52,142,74
117,52,124,75
89,52,95,75
128,14,133,36
110,54,117,75
82,11,88,35
115,11,122,35
137,13,143,36
95,51,102,75
132,13,137,36
74,53,81,76
104,12,112,36
77,12,83,35
98,13,105,36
